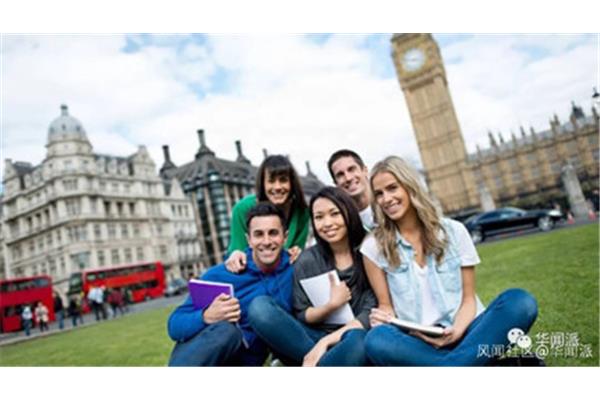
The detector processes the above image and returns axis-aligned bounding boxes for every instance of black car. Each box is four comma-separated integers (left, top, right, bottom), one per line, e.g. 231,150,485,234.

464,207,563,244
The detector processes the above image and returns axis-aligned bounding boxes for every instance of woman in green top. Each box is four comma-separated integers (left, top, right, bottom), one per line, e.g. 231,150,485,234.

226,155,311,272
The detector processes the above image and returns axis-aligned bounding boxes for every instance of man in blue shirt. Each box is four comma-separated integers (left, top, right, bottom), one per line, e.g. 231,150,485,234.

167,203,294,366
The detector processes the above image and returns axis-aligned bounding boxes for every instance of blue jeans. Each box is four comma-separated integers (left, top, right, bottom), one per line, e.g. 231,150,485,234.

23,319,32,336
365,288,538,366
168,321,267,366
247,295,369,366
56,310,64,329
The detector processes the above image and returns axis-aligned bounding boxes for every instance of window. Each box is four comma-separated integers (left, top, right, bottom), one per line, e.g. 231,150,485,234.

133,223,140,237
94,224,102,239
90,197,98,214
129,202,136,215
160,245,168,259
124,248,132,263
107,223,116,239
111,249,120,264
136,247,144,261
121,224,129,238
65,199,81,216
104,201,111,215
97,250,105,266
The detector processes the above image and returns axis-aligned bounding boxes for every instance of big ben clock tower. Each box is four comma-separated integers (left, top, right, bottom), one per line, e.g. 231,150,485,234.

391,33,477,213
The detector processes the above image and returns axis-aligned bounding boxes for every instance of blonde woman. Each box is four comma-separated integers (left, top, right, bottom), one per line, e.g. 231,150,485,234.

361,156,538,366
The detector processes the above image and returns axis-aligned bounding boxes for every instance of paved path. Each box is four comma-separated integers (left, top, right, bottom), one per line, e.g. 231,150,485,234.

0,293,187,347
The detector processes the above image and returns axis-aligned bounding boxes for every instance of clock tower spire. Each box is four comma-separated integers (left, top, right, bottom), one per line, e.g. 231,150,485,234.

391,33,477,214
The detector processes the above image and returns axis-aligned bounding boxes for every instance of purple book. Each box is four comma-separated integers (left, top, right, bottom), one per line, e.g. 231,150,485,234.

188,279,234,310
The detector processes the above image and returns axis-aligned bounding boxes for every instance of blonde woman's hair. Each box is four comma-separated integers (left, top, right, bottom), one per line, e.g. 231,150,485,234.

370,156,447,267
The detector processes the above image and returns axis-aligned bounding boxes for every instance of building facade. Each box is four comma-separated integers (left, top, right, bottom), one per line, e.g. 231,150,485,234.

1,105,202,290
160,130,324,267
391,33,599,216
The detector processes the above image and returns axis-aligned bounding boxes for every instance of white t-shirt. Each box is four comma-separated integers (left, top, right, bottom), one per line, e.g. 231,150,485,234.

448,219,481,267
413,261,443,326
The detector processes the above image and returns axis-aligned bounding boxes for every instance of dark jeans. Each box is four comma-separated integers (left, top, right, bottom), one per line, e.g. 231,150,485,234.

56,310,64,329
168,321,267,367
364,288,538,366
247,295,369,366
23,319,32,336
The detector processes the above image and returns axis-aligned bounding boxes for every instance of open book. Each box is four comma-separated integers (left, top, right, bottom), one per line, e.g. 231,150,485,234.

188,279,234,310
390,317,445,337
299,271,354,325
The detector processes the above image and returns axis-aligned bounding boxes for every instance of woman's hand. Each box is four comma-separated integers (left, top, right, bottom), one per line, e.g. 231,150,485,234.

303,339,329,367
288,246,302,263
369,306,394,327
327,272,351,310
225,250,247,273
411,326,463,349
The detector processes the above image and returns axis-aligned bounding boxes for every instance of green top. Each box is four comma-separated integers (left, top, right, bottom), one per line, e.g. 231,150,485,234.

227,194,311,254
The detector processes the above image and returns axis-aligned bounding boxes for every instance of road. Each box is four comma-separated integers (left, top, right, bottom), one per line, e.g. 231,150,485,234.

0,292,187,347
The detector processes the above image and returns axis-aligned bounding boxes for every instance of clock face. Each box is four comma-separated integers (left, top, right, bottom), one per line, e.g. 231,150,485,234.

402,48,425,72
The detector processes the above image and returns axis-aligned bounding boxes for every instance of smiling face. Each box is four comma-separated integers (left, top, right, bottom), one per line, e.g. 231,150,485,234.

372,171,413,223
312,197,348,246
264,170,291,206
331,156,369,201
246,215,286,270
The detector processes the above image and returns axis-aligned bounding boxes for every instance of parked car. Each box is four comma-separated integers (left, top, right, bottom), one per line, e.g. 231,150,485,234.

464,207,563,244
164,278,188,297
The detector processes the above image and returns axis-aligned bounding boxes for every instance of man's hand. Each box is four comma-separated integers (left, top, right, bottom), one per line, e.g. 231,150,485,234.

225,250,247,273
288,246,302,263
203,293,241,324
369,307,394,328
327,272,351,310
303,339,329,367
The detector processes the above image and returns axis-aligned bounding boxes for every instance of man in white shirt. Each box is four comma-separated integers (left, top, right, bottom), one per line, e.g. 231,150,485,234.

327,149,375,231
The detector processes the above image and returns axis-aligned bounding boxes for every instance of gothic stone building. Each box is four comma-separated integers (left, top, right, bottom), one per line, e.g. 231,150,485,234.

1,105,202,290
391,33,599,216
160,130,324,266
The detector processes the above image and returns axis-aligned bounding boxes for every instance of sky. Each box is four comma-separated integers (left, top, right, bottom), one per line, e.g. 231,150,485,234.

1,33,598,187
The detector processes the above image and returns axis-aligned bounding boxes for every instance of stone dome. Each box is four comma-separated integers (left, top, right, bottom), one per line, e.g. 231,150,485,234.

47,104,88,142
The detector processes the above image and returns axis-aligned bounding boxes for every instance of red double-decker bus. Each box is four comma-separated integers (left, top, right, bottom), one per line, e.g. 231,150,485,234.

0,275,55,333
67,261,165,307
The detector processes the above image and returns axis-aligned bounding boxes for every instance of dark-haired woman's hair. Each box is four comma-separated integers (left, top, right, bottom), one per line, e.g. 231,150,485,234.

309,186,368,290
256,155,308,218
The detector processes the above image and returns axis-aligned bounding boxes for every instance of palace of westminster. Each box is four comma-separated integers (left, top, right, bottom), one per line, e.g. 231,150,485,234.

1,34,598,288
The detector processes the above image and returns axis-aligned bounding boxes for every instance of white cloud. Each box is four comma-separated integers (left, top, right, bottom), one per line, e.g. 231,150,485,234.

2,33,597,188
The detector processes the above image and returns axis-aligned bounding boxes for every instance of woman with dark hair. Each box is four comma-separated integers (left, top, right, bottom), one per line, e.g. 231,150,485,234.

246,187,375,366
226,155,310,271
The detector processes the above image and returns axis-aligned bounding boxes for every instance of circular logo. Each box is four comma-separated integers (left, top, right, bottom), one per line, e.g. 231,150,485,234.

507,328,525,344
516,335,532,350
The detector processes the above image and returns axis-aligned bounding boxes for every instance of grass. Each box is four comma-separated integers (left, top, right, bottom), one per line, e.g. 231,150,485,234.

0,224,598,366
475,223,598,366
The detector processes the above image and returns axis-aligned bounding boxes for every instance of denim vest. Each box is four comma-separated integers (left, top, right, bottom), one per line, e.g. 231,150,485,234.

365,219,485,327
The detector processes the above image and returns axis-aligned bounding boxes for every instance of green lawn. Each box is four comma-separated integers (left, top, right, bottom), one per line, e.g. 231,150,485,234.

1,223,598,366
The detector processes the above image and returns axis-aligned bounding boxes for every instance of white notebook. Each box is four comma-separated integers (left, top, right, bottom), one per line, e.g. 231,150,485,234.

299,271,355,325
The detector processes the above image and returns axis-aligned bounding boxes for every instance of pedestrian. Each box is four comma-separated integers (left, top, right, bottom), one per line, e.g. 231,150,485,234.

21,304,33,336
34,301,50,333
68,295,81,327
87,286,101,321
108,288,124,318
53,291,65,330
361,156,538,366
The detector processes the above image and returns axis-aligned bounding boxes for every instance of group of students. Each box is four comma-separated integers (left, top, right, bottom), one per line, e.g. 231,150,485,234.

167,150,538,366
